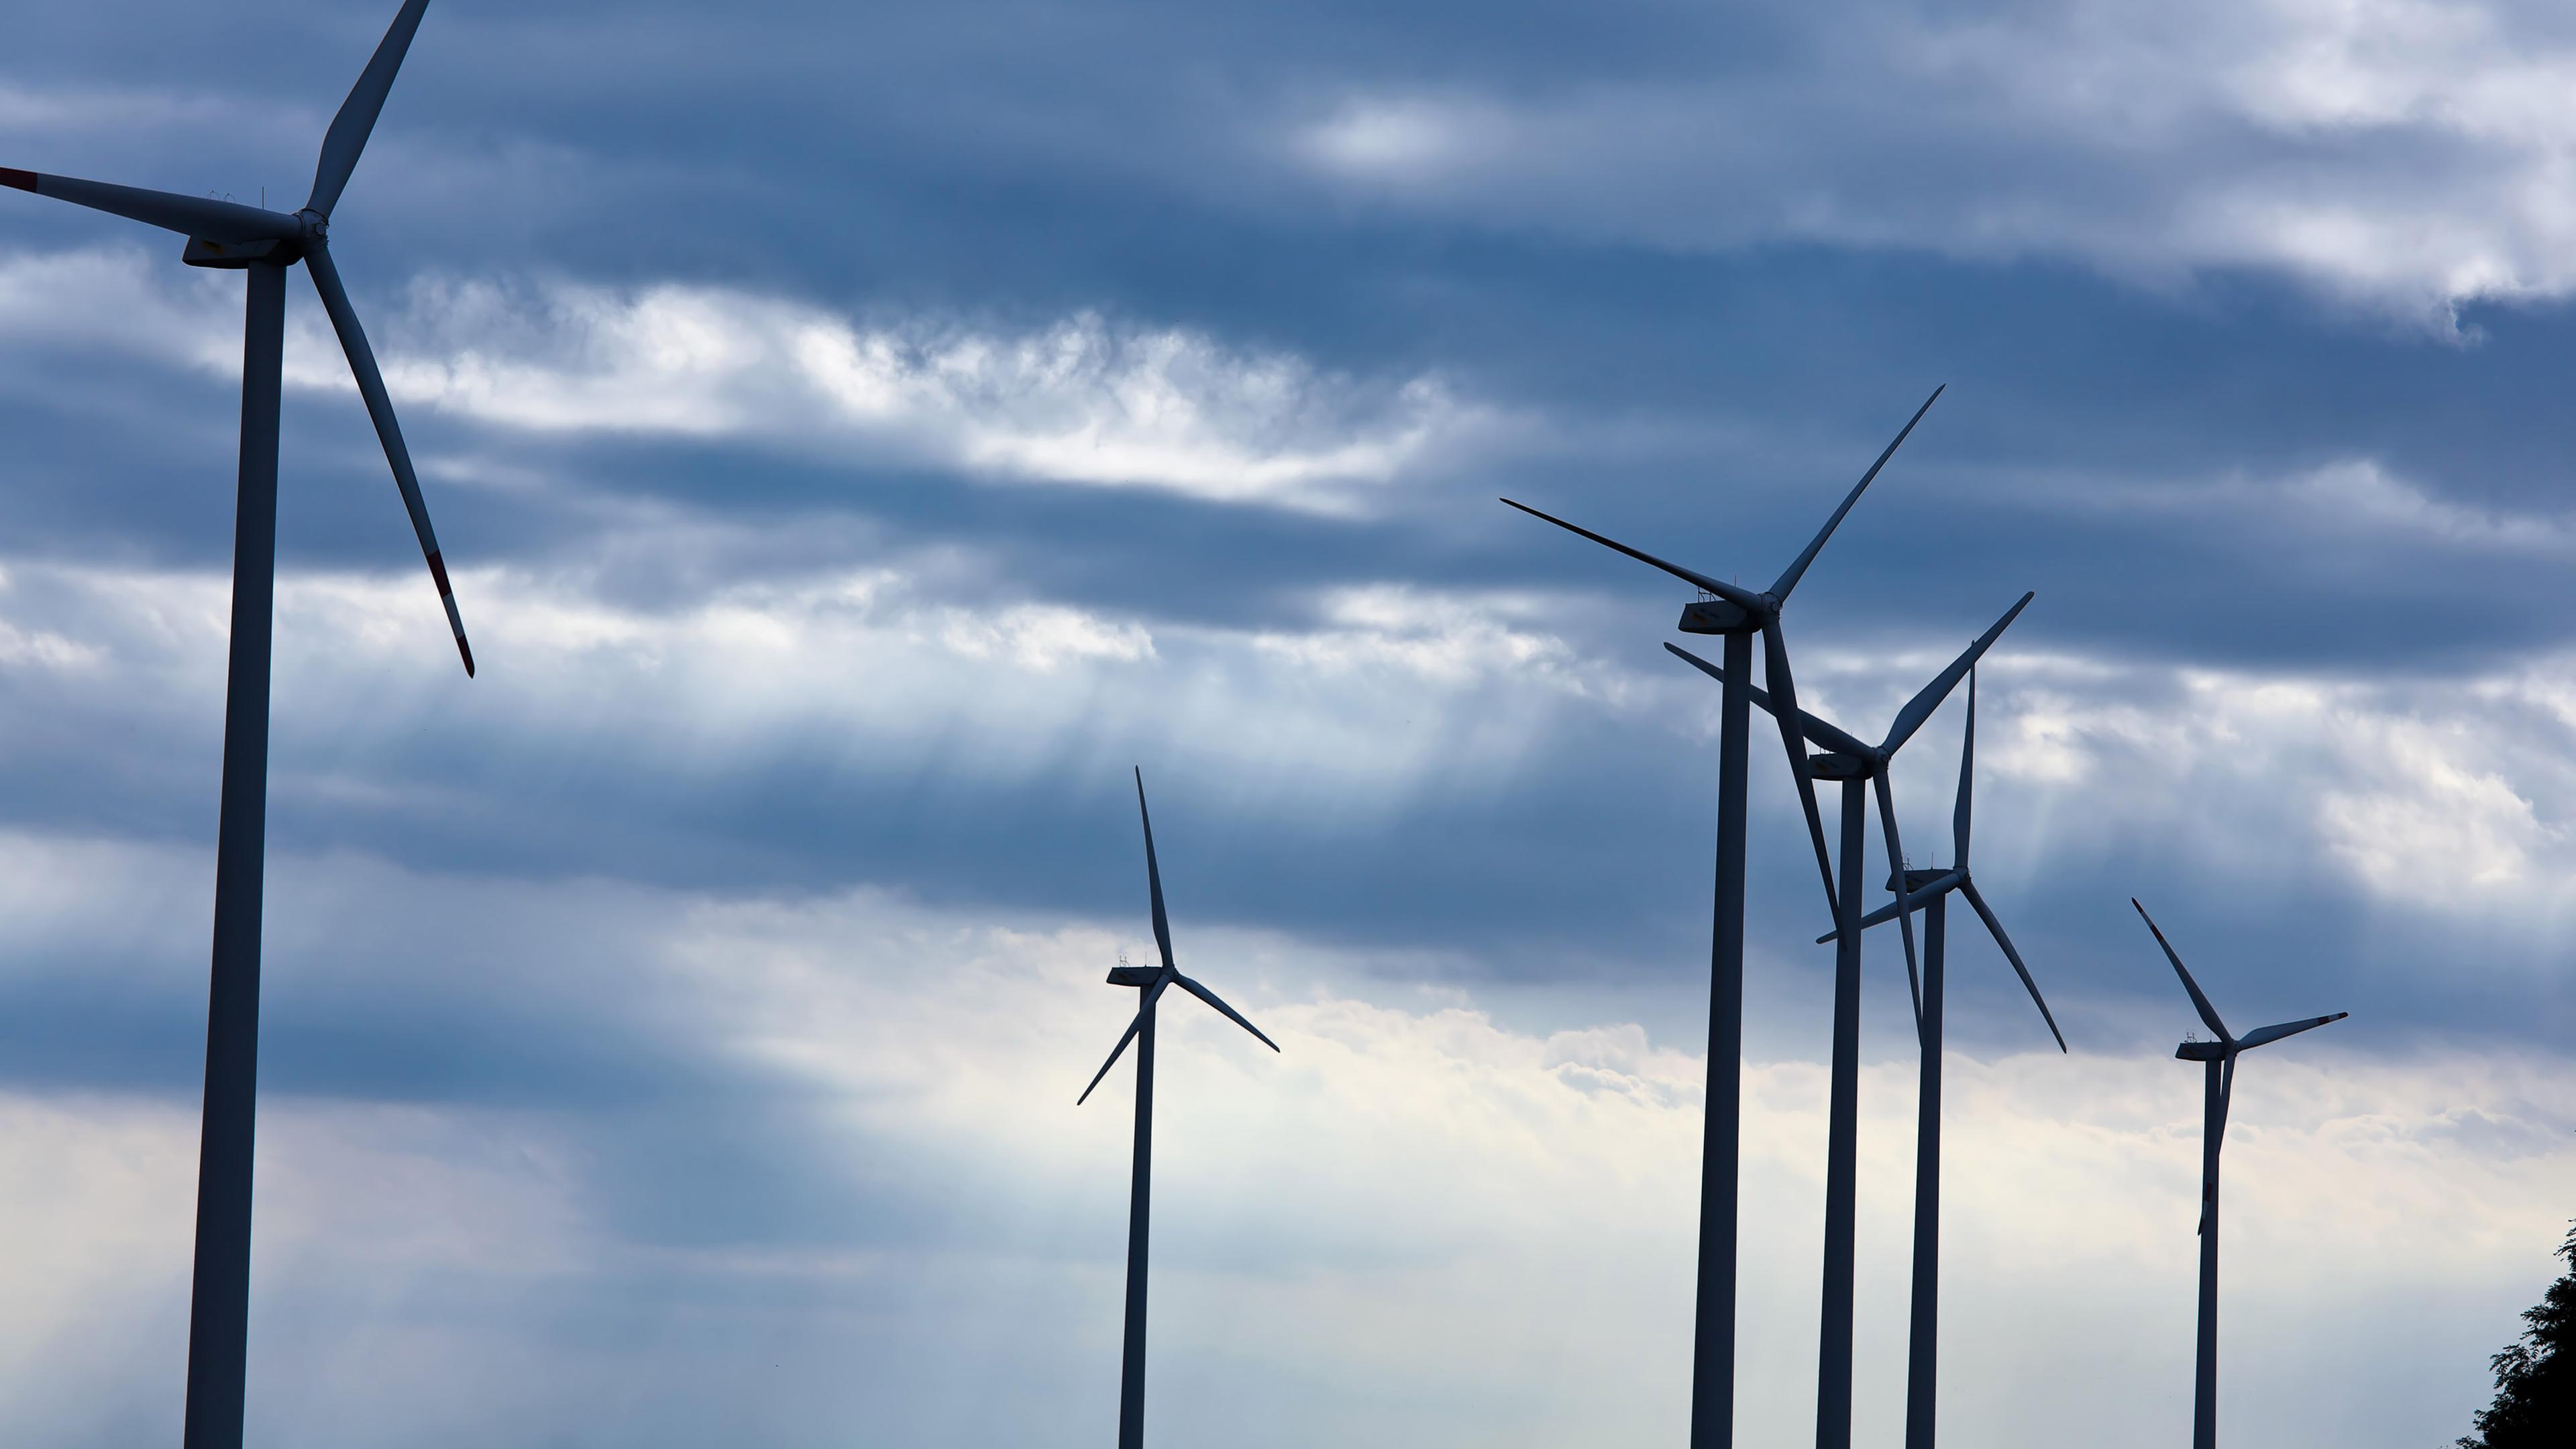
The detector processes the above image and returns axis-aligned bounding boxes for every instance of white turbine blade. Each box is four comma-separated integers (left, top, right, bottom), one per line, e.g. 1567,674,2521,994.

309,0,434,217
1,168,292,243
2215,1054,2235,1155
1874,771,1923,1029
1497,499,1762,608
1954,668,1976,868
2198,1055,2234,1234
1134,768,1176,971
1662,643,1874,757
1175,973,1281,1054
1767,384,1943,602
1882,592,2033,755
1961,879,2066,1053
1077,973,1173,1104
1763,618,1840,920
2131,898,2229,1042
2236,1012,2349,1051
1814,869,1964,943
304,241,474,675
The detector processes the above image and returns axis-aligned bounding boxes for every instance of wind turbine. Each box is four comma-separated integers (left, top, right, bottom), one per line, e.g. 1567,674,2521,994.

2131,900,2347,1449
1079,769,1280,1449
4,6,470,1446
1498,386,1942,1449
1813,669,2065,1448
1666,588,2031,1449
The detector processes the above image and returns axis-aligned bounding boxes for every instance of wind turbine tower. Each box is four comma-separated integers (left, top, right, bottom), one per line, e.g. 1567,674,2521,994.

1079,769,1281,1449
2133,900,2349,1449
1500,387,1942,1448
5,7,470,1446
1817,669,2065,1448
1668,589,2031,1449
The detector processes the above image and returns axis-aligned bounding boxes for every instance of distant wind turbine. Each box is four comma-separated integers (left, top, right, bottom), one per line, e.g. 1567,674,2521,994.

4,6,468,1447
1079,769,1280,1449
1815,668,2065,1449
2131,900,2347,1449
1499,386,1943,1449
1668,588,2031,1449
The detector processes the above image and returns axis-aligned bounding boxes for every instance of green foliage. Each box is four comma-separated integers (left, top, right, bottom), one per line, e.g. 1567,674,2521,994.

2457,1222,2576,1448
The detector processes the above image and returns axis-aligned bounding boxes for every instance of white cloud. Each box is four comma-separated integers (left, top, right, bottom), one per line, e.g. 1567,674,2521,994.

362,278,1487,513
1283,0,2576,317
0,246,1497,513
0,554,1646,820
17,530,2576,930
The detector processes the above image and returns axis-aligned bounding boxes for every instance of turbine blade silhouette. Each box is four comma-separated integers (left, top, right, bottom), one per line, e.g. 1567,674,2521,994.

1955,669,1976,869
1764,618,1839,917
1495,500,1761,609
1768,385,1943,600
1961,879,2065,1053
2237,1012,2348,1051
0,168,290,243
1079,971,1174,1105
1175,973,1281,1053
1874,769,1923,1027
1661,643,1874,757
2133,898,2231,1042
1881,592,2033,755
2213,1054,2235,1156
1815,868,1963,941
309,0,433,217
1134,768,1176,971
304,241,474,675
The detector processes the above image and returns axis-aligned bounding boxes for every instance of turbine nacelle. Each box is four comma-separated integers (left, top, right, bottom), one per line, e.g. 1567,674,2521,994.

1887,865,1960,896
180,208,329,270
1677,596,1760,634
182,235,295,268
2176,1040,2229,1062
1105,965,1163,987
1808,750,1876,780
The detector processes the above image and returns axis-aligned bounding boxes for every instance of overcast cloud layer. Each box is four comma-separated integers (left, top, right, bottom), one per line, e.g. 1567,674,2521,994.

3,1,2574,1445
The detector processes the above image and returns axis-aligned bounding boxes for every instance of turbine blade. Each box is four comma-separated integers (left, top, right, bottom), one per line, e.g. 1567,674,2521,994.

0,168,292,244
308,0,434,217
1767,384,1943,600
2236,1012,2349,1051
1815,869,1964,943
2214,1054,2235,1155
1875,770,1923,1029
1955,668,1976,869
304,241,474,675
1764,619,1839,919
1134,768,1177,972
2132,898,2229,1043
1882,592,2033,756
1662,643,1874,757
1175,973,1281,1053
1498,499,1762,609
1962,879,2066,1053
1076,973,1173,1105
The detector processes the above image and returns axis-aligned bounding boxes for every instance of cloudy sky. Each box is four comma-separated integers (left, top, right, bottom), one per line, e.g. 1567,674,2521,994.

5,1,2576,1444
